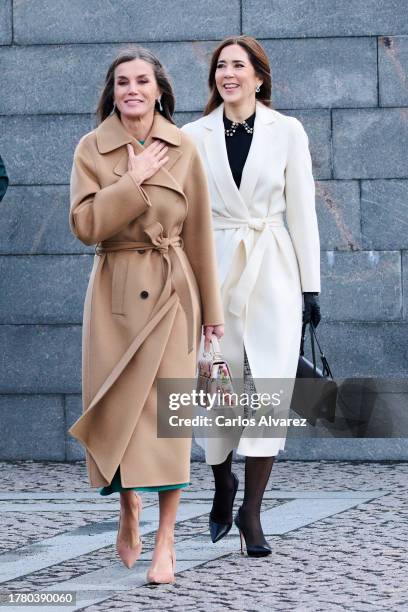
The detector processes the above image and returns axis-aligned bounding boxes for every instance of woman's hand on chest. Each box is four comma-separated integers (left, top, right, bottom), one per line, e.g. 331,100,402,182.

127,141,169,185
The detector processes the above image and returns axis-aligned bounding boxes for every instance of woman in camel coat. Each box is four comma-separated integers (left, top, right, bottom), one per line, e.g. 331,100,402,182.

68,47,224,584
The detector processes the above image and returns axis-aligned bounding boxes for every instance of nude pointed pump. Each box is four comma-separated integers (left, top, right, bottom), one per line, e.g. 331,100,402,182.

116,492,143,568
146,548,176,585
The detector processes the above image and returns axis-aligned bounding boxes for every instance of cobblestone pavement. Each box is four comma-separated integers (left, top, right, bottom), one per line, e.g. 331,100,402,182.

0,460,407,611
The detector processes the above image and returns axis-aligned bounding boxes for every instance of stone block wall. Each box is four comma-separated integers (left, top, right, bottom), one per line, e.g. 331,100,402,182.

0,1,407,460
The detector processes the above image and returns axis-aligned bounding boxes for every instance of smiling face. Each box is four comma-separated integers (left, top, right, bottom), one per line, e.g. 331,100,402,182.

214,44,262,105
113,58,161,120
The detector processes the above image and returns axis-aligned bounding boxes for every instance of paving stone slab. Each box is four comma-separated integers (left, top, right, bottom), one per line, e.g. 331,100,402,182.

243,0,408,38
320,250,402,321
379,35,408,107
333,109,408,179
0,255,92,324
262,38,377,109
0,462,407,610
0,115,94,185
0,325,81,394
361,180,408,249
0,186,93,255
316,180,362,251
13,0,240,44
0,0,11,45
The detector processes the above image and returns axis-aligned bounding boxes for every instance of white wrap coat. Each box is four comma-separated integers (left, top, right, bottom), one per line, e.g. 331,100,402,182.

181,101,321,462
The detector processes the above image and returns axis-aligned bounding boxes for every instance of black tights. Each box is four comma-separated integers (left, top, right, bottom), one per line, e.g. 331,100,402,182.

211,452,275,544
240,455,275,546
210,451,235,523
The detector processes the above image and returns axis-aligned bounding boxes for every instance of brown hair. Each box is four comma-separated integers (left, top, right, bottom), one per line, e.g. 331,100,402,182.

204,36,272,116
96,46,176,124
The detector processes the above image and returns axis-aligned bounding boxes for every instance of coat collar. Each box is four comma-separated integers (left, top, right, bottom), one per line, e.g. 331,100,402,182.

96,111,184,199
201,100,276,130
96,111,181,154
200,101,277,217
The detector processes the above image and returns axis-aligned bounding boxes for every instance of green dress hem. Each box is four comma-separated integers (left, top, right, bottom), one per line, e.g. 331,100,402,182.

98,466,190,496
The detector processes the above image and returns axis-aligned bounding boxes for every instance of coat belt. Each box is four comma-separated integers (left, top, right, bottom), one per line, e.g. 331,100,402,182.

211,214,285,317
95,221,196,353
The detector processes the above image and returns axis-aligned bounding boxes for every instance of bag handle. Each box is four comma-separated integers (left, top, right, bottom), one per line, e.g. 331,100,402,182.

203,334,222,358
310,324,334,378
300,322,334,379
309,322,317,376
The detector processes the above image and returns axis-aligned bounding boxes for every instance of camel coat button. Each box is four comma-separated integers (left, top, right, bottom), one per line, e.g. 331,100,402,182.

140,290,149,299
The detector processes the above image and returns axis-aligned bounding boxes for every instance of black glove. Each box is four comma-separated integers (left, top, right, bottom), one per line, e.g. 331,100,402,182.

302,292,321,327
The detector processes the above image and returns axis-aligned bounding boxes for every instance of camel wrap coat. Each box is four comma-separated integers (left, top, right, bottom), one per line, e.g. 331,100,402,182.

68,111,224,488
182,101,321,463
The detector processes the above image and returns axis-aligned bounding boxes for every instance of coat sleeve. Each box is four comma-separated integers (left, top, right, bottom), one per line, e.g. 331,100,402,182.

181,145,225,327
0,154,8,203
69,136,151,245
284,118,321,293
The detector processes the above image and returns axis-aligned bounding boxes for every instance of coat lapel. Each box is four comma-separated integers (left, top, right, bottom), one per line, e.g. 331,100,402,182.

97,112,185,198
239,101,276,205
202,104,248,217
202,101,277,215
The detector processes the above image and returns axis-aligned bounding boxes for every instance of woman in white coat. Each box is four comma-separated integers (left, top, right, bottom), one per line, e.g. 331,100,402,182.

182,36,321,556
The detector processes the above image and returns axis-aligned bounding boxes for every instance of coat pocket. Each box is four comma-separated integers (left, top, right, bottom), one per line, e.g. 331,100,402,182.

111,256,129,316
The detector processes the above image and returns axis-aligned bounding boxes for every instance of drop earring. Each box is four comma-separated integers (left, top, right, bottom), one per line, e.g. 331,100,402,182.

157,97,163,112
255,85,261,93
111,102,117,115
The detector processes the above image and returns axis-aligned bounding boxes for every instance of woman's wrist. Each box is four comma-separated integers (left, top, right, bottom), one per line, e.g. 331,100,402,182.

128,169,144,185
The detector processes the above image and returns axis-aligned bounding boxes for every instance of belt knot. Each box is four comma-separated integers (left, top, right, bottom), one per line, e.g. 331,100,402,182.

247,218,268,231
150,235,182,253
153,236,171,252
144,221,182,252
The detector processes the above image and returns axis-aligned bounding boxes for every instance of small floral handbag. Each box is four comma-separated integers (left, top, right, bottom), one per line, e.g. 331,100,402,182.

196,335,235,408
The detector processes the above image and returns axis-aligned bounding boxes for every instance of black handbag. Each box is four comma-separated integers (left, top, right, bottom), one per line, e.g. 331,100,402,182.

292,322,337,426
